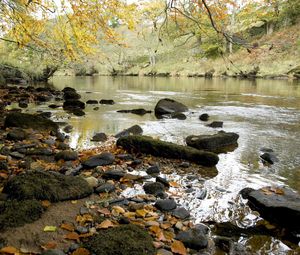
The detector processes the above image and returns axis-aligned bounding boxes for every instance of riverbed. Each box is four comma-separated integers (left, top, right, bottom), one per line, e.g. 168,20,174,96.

32,75,300,253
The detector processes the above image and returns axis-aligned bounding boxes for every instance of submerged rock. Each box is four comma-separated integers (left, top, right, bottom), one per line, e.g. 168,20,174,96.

3,171,93,202
86,100,98,104
186,131,239,153
115,125,143,138
260,152,279,164
207,121,223,128
82,152,115,169
83,224,155,255
4,112,58,133
0,199,44,230
170,112,187,120
117,108,152,116
240,187,300,231
117,135,219,167
199,113,209,121
100,99,115,105
154,98,188,117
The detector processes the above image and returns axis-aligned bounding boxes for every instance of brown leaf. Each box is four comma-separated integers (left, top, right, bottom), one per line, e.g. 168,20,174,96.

97,219,114,229
0,246,19,254
60,223,75,232
41,241,57,250
169,181,181,188
64,232,80,241
98,208,111,216
71,248,90,255
171,240,187,255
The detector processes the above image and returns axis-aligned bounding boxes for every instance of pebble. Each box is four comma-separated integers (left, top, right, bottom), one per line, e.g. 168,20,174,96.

84,176,99,188
146,165,160,175
155,199,177,211
76,226,89,234
79,206,89,215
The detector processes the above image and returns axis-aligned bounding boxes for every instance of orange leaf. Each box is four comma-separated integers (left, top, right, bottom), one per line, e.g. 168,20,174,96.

98,208,111,216
0,246,19,254
60,223,75,232
169,181,181,188
64,232,80,241
41,241,57,250
97,219,114,229
71,248,90,255
171,240,187,255
136,209,147,218
42,200,51,208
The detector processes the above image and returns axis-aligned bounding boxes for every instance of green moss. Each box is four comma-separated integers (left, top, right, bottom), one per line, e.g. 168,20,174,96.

0,199,44,230
3,171,93,202
83,224,155,255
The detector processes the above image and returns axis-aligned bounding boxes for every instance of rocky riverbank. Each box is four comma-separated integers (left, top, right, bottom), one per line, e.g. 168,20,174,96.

0,84,299,255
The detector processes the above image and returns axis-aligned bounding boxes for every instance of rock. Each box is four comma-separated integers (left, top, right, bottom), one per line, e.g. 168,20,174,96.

83,224,155,255
0,161,8,171
260,152,279,164
197,189,207,200
117,109,152,116
176,228,208,250
57,142,70,150
63,100,85,110
154,98,188,117
93,107,99,111
102,170,125,181
199,113,209,121
146,165,160,175
41,249,66,255
55,150,78,161
63,90,81,100
3,171,93,202
179,162,190,168
117,136,219,167
240,187,300,231
116,154,134,161
86,100,98,104
171,207,190,219
18,102,28,108
143,182,165,196
207,121,223,128
4,112,58,133
76,226,88,234
157,249,173,255
91,133,107,142
95,183,116,193
84,176,98,188
79,206,89,215
115,125,143,138
6,129,27,141
48,104,60,109
186,131,239,153
100,99,115,105
62,87,76,93
171,112,186,120
82,152,115,169
0,199,44,230
63,125,73,133
70,109,85,116
9,151,25,159
156,176,170,188
38,111,52,118
155,199,177,211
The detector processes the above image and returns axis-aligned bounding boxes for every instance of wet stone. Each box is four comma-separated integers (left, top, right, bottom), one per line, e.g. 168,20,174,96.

63,125,73,133
91,133,107,142
176,228,208,250
95,183,116,193
6,129,27,141
156,176,170,188
199,113,209,121
179,162,190,168
260,152,279,164
76,226,89,234
116,154,134,161
155,199,177,211
146,165,160,175
207,121,223,128
86,100,98,104
143,182,165,196
82,152,115,169
102,170,125,181
84,176,98,188
55,150,78,161
171,207,190,219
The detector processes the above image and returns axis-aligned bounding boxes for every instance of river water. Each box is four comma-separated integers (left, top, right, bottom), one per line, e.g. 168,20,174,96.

49,76,300,253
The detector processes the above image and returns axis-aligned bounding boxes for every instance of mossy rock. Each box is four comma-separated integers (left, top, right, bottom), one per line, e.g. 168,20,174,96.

4,112,58,133
0,199,44,230
117,135,219,167
83,224,155,255
3,171,93,202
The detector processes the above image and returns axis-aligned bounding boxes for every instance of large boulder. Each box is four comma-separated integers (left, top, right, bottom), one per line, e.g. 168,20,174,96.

186,131,239,153
0,199,44,230
4,112,58,133
117,136,219,167
3,171,93,202
63,90,81,100
154,98,188,117
83,224,155,255
240,187,300,231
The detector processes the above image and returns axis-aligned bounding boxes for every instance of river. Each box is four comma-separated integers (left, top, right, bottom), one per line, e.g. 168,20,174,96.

48,76,300,253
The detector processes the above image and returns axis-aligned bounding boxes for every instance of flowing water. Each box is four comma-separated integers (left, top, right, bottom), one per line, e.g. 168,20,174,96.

45,76,300,253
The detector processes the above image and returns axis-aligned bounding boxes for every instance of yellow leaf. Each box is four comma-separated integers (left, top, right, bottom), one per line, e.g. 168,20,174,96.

136,209,148,218
112,206,125,215
97,219,114,229
0,246,19,254
41,200,51,208
43,226,57,232
171,240,187,255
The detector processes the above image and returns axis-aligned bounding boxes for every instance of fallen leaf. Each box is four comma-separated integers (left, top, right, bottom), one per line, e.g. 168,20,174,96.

60,223,75,232
169,181,181,188
171,240,187,255
41,241,57,250
71,200,78,204
98,208,111,216
64,232,80,241
97,219,114,229
112,206,125,215
43,226,57,232
71,248,90,255
41,200,51,208
136,209,148,218
0,173,8,179
0,246,19,254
